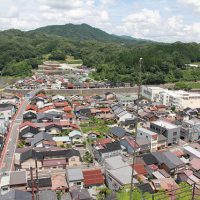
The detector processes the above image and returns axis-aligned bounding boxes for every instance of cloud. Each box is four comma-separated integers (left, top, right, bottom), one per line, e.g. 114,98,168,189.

117,8,200,42
39,0,84,10
0,0,111,30
178,0,200,13
0,0,199,42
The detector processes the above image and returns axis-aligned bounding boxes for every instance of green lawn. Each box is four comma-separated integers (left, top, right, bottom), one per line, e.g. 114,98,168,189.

80,118,114,134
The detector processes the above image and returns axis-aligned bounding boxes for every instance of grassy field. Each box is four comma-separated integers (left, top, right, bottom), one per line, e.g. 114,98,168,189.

65,55,83,64
80,118,114,134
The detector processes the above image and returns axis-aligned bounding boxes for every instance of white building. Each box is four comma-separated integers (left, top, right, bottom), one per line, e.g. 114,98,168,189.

141,86,165,102
137,127,158,152
158,90,200,109
142,86,200,109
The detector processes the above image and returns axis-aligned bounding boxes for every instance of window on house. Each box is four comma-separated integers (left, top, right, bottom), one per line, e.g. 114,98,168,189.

140,133,142,135
173,132,177,136
146,136,148,139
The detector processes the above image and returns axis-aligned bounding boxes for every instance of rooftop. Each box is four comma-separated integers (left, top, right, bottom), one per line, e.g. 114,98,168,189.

151,120,178,129
67,168,84,182
138,127,157,136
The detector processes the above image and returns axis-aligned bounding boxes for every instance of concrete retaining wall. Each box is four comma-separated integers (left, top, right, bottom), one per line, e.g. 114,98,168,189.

5,87,138,96
4,84,174,96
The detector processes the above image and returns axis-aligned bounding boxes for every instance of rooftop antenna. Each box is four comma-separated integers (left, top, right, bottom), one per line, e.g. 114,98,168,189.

129,58,143,200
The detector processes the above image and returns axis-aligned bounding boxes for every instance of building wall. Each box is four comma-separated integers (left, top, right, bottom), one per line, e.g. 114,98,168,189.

106,171,121,191
137,128,158,152
68,156,81,167
150,124,180,145
181,121,200,142
21,159,42,170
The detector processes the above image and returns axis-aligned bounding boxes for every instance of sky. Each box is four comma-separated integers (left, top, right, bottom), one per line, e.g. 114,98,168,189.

0,0,200,42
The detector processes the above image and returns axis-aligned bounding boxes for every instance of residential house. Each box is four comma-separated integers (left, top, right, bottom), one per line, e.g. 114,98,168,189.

39,190,57,200
137,127,158,152
152,151,185,174
19,124,39,139
118,118,136,130
53,136,71,146
69,130,83,144
138,183,154,195
117,94,136,107
190,158,200,172
150,120,180,145
136,138,151,154
66,168,84,188
51,174,68,191
105,156,138,190
105,92,115,100
0,190,32,200
70,189,92,200
94,141,122,162
23,110,37,122
0,103,16,121
9,171,27,190
157,134,167,150
45,123,62,135
14,148,81,170
181,118,200,142
109,126,130,140
152,178,179,192
120,136,139,154
82,169,104,188
87,132,100,140
27,176,52,190
31,132,55,147
0,171,27,192
183,146,200,159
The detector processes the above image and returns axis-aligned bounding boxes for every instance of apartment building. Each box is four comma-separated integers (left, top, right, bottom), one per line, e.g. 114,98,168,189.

142,86,200,109
181,118,200,142
137,127,158,152
150,120,180,145
141,86,164,102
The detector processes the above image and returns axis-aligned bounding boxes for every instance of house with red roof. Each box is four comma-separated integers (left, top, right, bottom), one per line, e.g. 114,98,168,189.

54,101,68,108
64,106,73,113
36,93,46,98
132,164,148,176
82,169,104,188
25,105,38,112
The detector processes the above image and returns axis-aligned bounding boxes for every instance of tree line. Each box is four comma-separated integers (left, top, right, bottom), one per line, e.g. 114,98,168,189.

0,29,200,85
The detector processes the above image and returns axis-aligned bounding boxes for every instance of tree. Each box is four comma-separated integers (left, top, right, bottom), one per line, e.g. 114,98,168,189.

2,61,32,76
49,50,66,60
97,187,112,200
174,82,192,91
171,105,176,112
83,151,93,164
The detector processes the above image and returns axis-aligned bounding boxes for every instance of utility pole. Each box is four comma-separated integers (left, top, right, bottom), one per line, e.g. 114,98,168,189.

35,159,39,200
30,167,35,200
129,58,143,200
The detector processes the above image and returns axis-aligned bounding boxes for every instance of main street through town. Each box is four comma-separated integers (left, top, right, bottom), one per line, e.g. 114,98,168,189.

0,90,37,180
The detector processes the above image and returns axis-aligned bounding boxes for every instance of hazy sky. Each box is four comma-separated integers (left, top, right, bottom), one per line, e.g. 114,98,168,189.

0,0,200,42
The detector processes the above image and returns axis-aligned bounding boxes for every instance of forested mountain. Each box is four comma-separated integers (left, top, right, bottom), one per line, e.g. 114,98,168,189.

29,23,148,44
0,23,200,84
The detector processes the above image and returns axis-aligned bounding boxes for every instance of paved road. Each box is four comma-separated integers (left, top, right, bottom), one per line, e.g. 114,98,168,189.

0,90,37,176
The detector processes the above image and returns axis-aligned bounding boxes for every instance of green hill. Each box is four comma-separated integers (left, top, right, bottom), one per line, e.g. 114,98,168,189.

29,23,149,44
0,23,200,85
